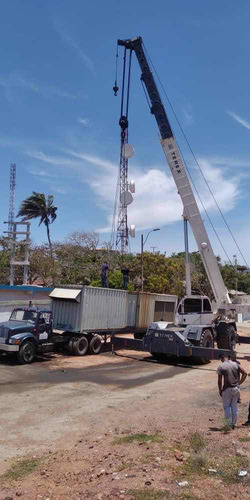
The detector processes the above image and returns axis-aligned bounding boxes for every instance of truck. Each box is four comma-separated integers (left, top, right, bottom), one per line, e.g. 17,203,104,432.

0,285,178,364
113,36,250,357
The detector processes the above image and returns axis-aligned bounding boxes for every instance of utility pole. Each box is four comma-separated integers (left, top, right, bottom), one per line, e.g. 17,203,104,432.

8,163,16,234
141,229,160,292
233,254,238,297
184,218,191,296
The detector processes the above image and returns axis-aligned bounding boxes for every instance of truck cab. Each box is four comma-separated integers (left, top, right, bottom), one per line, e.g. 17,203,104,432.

0,307,53,364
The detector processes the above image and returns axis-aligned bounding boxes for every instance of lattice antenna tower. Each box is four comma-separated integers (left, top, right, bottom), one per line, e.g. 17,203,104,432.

113,45,135,254
8,163,16,233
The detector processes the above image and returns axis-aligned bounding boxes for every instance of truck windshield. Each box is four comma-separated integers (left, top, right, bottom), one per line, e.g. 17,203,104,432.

10,310,38,322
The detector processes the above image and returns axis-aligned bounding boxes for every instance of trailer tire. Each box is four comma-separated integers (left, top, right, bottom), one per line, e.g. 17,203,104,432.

151,352,164,361
17,341,36,365
67,339,74,355
89,335,102,355
217,326,236,351
72,336,89,356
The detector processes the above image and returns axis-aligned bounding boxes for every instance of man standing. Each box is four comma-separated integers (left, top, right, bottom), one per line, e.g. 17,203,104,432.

243,404,250,426
217,354,247,429
101,262,109,288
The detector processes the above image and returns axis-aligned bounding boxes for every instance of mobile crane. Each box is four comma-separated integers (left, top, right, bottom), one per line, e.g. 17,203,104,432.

112,36,250,360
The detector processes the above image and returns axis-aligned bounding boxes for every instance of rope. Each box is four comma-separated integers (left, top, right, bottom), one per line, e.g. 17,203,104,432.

125,50,133,119
141,79,151,111
114,43,118,85
120,47,127,118
142,42,249,268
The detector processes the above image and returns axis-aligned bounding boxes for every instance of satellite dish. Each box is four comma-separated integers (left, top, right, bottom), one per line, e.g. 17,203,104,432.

129,225,135,238
122,144,134,159
129,180,135,193
120,190,133,206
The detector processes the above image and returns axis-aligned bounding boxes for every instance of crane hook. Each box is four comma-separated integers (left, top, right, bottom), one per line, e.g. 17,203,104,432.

113,82,119,96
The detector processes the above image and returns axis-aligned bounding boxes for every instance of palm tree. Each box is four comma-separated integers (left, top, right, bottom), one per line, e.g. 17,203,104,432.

17,192,57,259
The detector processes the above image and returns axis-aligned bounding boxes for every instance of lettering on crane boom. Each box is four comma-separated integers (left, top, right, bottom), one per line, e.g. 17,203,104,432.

167,142,182,174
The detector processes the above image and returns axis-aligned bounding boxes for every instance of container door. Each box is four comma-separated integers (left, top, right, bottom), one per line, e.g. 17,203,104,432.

154,301,175,322
127,294,137,327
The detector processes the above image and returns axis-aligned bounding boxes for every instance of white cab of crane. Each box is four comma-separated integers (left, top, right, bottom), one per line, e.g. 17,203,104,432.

175,295,214,327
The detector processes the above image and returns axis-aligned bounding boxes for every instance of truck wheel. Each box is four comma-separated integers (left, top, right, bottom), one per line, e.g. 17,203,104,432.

17,341,36,365
72,336,88,356
217,326,236,351
89,335,102,355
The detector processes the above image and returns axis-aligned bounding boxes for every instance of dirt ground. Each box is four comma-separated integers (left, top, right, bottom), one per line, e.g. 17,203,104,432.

0,328,250,499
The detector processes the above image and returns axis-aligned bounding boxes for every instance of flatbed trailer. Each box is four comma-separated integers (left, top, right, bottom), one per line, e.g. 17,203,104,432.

112,323,234,362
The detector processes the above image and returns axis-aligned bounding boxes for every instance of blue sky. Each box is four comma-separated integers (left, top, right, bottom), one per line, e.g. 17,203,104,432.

1,1,250,265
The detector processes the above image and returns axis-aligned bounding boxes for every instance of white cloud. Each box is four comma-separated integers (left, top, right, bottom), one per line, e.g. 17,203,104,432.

66,153,241,233
227,110,250,131
25,150,80,168
23,148,243,236
54,21,95,74
0,72,76,101
28,169,58,178
182,102,193,126
78,117,90,126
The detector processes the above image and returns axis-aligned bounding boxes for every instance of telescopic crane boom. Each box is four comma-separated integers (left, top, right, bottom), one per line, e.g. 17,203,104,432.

118,37,231,307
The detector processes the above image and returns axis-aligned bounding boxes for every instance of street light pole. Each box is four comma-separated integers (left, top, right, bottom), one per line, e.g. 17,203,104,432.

141,228,160,292
233,254,238,297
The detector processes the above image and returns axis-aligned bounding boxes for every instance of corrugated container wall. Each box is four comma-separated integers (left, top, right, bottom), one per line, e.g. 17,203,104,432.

51,286,134,332
80,287,129,331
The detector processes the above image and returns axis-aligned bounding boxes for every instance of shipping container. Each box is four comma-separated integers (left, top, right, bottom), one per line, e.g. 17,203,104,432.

50,286,178,334
50,285,132,332
136,292,178,329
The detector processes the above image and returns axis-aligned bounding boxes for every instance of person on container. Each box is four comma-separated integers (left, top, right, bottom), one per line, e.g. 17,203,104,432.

121,268,129,290
101,262,109,288
217,354,247,429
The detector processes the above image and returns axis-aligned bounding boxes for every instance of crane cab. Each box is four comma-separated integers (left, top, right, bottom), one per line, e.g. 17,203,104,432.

175,295,214,327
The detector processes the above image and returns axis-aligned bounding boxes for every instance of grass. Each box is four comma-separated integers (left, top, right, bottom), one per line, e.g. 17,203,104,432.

218,456,249,484
113,433,163,445
221,422,233,434
128,489,170,500
178,494,200,500
183,453,209,477
239,437,250,443
3,457,40,481
189,432,206,453
116,461,134,472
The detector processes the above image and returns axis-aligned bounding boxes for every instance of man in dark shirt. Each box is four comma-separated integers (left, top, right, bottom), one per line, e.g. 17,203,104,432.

101,262,109,288
217,355,247,429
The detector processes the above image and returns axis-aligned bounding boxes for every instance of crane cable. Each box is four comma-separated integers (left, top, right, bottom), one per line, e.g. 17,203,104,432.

143,42,249,269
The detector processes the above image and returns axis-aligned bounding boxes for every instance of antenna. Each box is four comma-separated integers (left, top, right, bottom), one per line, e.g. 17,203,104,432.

8,163,16,234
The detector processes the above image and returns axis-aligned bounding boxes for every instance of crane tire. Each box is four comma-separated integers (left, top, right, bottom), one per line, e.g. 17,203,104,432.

217,326,236,351
72,336,89,356
194,329,214,365
89,335,102,355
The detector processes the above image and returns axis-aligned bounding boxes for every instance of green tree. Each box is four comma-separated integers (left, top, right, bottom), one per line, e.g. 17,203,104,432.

17,192,57,259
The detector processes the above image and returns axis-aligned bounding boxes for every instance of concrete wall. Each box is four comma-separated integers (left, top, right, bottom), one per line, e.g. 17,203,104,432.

0,285,52,308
